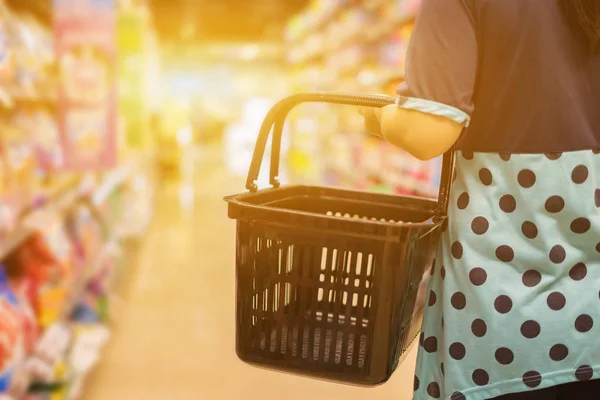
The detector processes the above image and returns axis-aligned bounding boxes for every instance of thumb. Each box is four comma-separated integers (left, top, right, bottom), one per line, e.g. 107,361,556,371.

358,106,374,117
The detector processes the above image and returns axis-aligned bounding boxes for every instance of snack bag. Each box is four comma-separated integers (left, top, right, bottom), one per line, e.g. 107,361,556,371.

0,268,24,393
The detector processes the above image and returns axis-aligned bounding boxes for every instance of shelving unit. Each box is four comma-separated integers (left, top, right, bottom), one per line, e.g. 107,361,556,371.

284,0,442,197
0,0,158,398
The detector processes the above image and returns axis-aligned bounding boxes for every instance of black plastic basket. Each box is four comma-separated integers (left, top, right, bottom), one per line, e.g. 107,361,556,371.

225,93,454,385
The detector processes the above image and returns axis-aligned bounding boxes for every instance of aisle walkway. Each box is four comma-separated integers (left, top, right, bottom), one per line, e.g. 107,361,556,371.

85,147,417,400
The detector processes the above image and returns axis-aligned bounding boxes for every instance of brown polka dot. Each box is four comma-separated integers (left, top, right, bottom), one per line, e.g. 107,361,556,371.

495,347,514,365
595,189,600,208
495,295,513,314
429,291,437,306
462,150,473,160
549,245,566,264
427,382,441,398
451,242,464,259
423,336,438,353
522,270,542,287
414,375,420,391
575,314,593,333
545,152,562,160
471,217,489,235
499,153,511,161
547,292,566,311
572,165,589,184
451,292,467,310
469,268,487,286
457,192,469,210
545,196,565,213
521,320,541,339
596,242,600,253
472,369,489,386
499,195,517,213
569,263,587,281
523,371,542,388
576,366,593,381
471,319,487,337
495,245,514,262
549,344,569,361
521,221,538,239
479,168,492,186
571,218,591,234
451,392,467,400
518,169,536,188
449,342,466,360
441,266,446,280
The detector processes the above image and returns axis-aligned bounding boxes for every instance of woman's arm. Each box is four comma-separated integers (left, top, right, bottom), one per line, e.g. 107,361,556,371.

365,0,478,159
378,105,463,161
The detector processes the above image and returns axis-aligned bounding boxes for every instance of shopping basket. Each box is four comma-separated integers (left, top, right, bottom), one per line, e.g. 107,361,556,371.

225,93,454,385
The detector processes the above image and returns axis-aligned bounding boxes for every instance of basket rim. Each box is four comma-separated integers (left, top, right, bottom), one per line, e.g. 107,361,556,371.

224,184,444,229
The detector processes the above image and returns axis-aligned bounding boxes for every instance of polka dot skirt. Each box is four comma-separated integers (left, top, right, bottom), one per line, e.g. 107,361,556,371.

413,151,600,400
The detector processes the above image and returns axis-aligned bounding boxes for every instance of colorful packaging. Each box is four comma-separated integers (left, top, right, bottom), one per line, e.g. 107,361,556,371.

0,267,24,393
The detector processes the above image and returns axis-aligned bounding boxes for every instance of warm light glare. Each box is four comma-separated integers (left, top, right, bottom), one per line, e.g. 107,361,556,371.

177,125,193,146
240,44,260,61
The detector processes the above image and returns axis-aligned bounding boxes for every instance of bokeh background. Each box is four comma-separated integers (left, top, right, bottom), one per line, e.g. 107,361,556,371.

0,0,438,399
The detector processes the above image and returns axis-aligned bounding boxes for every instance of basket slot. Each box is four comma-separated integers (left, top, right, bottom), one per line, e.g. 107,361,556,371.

293,245,313,358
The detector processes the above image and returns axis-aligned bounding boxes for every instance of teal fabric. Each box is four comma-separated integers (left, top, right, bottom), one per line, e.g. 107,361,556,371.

413,150,600,400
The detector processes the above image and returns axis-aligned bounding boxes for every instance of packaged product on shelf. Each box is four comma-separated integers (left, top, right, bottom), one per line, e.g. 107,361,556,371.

0,148,15,241
0,266,24,394
0,5,15,94
3,120,38,213
33,110,63,172
26,216,76,329
25,323,72,398
33,322,71,374
65,201,104,264
64,324,110,400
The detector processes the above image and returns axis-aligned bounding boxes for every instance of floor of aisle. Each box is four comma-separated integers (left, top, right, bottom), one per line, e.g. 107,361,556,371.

84,147,418,400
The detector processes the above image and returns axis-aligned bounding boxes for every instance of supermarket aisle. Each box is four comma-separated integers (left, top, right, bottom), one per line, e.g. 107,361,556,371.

85,147,417,400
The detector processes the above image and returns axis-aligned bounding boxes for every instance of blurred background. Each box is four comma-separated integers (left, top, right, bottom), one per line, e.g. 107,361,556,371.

0,0,438,399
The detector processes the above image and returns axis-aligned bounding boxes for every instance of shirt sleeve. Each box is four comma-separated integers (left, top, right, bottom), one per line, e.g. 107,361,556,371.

397,0,478,122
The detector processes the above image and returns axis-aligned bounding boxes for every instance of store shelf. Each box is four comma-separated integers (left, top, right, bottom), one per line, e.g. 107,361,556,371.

64,239,118,320
288,0,353,44
365,14,415,44
288,0,416,65
0,227,36,263
362,0,386,12
0,180,83,262
18,237,118,395
92,166,131,206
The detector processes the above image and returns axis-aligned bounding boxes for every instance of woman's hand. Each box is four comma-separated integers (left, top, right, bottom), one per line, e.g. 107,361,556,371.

359,106,384,137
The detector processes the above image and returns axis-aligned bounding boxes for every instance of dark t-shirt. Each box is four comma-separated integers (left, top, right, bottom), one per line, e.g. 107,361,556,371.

397,0,600,153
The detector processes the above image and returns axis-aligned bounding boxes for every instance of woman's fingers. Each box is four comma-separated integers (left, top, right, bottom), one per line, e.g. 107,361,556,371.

359,107,383,136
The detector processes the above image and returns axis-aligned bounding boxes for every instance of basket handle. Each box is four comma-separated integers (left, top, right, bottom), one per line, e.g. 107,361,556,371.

245,92,455,220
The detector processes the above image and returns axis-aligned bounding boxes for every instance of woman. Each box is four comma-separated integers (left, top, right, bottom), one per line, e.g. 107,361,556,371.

362,0,600,399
